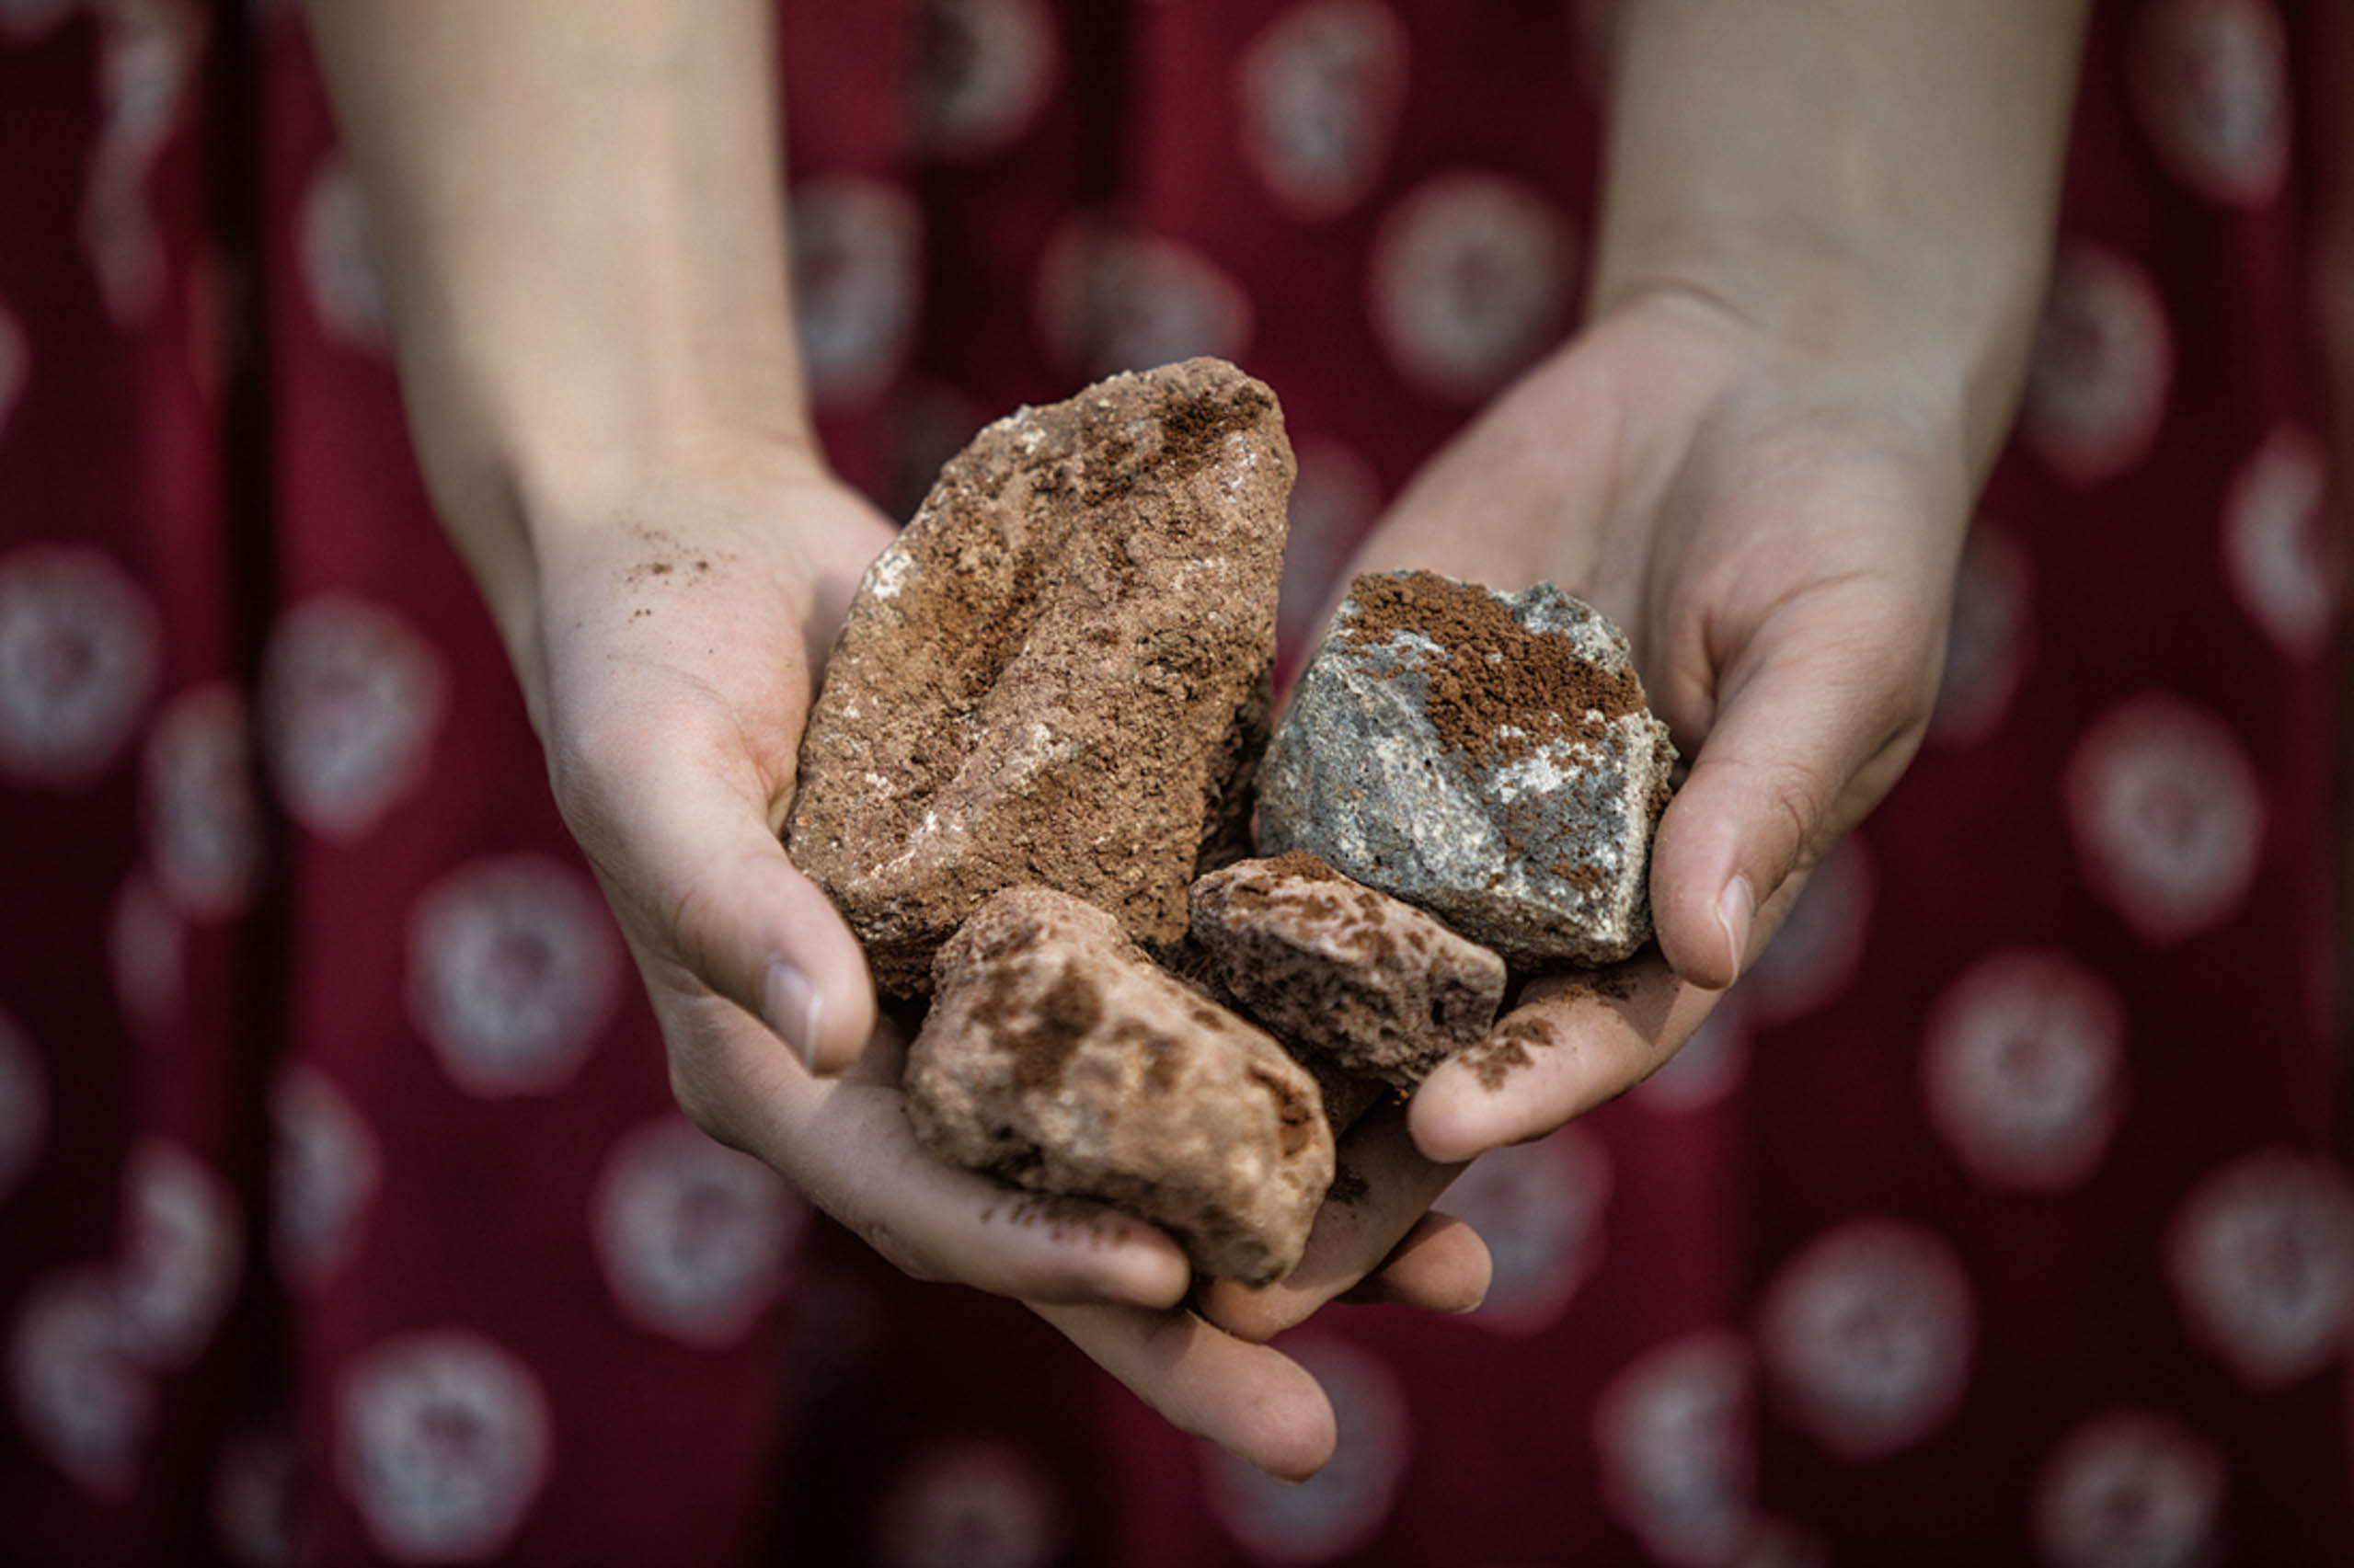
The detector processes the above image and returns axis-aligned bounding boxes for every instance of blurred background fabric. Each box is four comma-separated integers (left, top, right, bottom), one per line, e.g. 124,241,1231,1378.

1,0,2349,1562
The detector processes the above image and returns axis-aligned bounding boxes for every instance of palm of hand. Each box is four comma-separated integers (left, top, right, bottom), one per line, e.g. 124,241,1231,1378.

1286,292,1969,1211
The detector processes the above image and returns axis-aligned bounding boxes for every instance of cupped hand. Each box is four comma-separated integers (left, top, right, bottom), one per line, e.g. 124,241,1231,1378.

506,441,1478,1479
1200,287,1972,1344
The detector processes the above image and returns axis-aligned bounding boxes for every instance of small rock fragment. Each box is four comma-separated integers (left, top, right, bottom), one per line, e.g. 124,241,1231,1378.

1188,853,1507,1091
787,358,1294,995
904,887,1335,1286
1257,571,1677,968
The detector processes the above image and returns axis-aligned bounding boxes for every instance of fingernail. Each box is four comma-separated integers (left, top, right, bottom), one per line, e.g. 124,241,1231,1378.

1716,875,1755,984
762,959,822,1070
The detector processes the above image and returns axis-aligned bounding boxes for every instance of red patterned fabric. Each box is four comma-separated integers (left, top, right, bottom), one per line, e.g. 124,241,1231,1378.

2,1,2348,1563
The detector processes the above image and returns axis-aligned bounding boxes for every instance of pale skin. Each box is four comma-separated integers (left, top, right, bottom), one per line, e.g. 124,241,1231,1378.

305,0,2090,1481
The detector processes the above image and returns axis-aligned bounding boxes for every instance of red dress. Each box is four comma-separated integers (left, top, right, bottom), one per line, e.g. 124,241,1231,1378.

2,1,2348,1562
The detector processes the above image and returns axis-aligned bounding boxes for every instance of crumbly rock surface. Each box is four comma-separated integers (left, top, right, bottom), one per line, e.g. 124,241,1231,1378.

787,358,1292,996
1257,571,1677,967
1188,852,1506,1090
903,886,1335,1286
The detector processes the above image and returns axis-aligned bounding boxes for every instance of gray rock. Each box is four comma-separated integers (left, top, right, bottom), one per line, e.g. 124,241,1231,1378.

1188,853,1507,1091
904,886,1335,1287
1257,571,1676,967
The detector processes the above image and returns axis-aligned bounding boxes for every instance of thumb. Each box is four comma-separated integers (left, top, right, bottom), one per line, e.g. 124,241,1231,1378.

1648,611,1929,990
564,730,878,1076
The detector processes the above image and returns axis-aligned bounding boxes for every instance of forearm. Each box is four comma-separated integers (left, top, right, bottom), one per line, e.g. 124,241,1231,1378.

302,0,810,610
1593,0,2092,469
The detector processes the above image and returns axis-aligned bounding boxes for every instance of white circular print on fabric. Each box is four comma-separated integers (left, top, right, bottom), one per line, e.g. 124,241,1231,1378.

2165,1148,2354,1389
2033,1408,2226,1568
9,1267,150,1497
2021,242,2174,487
408,855,621,1097
1278,439,1383,655
1758,1219,1975,1461
1736,838,1875,1028
2063,693,2265,946
873,1436,1071,1568
96,0,192,157
337,1331,553,1564
914,0,1062,162
0,1008,46,1206
1036,215,1255,381
82,1,197,327
82,147,165,327
144,681,264,919
1369,173,1574,403
1236,0,1409,221
270,1061,381,1288
301,156,389,349
593,1116,803,1347
2222,425,2337,662
791,176,923,412
110,871,185,1037
0,544,161,788
117,1139,244,1369
1592,1332,1754,1568
1920,949,2129,1194
1205,1336,1412,1563
1930,523,2035,749
1435,1121,1610,1335
1635,1001,1752,1116
260,594,446,841
2132,0,2290,208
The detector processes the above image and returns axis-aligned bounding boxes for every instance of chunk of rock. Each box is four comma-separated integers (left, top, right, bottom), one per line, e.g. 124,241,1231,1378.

787,359,1293,996
1188,853,1507,1091
904,886,1335,1286
1257,571,1677,968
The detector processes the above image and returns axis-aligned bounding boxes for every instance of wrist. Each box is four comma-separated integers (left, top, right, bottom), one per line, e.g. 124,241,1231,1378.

430,415,836,728
1590,250,2026,486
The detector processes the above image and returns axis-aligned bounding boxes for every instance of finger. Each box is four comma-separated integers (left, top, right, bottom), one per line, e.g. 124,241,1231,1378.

1335,1212,1492,1312
1197,1107,1469,1343
670,999,1193,1309
1648,606,1923,990
1407,958,1720,1162
570,720,878,1075
1031,1301,1339,1482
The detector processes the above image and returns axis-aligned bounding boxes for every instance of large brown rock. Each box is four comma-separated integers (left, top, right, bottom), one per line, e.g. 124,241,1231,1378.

787,359,1293,996
1189,853,1508,1092
905,887,1334,1286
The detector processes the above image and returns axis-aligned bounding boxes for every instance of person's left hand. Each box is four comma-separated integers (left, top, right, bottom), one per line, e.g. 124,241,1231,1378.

1200,287,1971,1342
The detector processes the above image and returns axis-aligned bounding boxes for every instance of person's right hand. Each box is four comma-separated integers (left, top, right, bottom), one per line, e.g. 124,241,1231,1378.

506,439,1478,1479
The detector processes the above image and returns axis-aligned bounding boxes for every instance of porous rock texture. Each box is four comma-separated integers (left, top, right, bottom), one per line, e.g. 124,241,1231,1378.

904,886,1335,1286
1188,853,1507,1091
787,359,1293,996
1258,571,1677,968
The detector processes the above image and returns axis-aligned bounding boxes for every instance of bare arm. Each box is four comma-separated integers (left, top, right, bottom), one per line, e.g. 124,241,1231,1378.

302,0,811,690
1596,0,2091,475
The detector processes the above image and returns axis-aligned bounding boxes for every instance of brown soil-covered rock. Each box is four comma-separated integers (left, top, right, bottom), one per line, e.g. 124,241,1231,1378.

904,887,1335,1286
1189,853,1508,1092
787,359,1293,996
